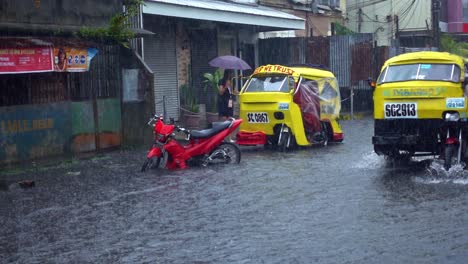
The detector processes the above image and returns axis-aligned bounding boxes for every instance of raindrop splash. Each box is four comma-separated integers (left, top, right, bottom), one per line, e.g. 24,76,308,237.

414,159,468,185
352,152,384,169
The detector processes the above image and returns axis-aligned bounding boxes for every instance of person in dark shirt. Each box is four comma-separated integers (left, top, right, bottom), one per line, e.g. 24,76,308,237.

218,69,234,120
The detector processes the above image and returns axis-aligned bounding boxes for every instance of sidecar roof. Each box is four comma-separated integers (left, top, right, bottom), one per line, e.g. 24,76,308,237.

383,51,465,68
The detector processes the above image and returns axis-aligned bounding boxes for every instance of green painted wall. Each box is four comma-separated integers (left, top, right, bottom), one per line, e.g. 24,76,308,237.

97,98,121,133
71,101,95,135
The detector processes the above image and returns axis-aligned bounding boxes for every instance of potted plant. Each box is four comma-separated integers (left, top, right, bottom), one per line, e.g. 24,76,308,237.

203,68,223,124
179,83,201,129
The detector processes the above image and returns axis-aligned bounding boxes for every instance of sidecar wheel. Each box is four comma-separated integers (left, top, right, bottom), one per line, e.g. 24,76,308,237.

444,145,454,171
212,142,241,165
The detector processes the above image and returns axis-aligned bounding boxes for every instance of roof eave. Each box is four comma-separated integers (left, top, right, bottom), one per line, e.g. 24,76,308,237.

143,1,305,31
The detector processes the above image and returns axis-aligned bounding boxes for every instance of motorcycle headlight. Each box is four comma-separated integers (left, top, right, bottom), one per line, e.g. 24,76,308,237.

155,133,165,141
444,112,460,121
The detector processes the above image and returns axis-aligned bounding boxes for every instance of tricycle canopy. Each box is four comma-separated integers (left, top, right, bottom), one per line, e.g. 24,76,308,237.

236,64,343,149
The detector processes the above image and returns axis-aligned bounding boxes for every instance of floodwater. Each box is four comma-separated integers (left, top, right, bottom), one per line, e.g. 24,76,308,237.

1,118,468,263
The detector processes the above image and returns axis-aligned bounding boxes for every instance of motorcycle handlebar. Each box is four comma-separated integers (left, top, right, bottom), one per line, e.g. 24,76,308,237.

176,126,191,135
147,114,163,126
147,114,191,135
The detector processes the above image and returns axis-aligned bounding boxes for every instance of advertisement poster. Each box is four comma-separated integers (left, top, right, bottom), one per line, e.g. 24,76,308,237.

0,43,98,74
53,47,97,72
0,47,54,74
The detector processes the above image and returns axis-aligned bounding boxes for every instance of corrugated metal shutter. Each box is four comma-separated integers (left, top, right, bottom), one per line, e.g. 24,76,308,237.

190,29,217,107
143,16,179,120
330,36,351,88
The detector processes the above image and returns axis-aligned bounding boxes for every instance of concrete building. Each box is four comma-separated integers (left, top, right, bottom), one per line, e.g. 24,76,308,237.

346,0,433,47
0,0,131,164
258,0,346,38
132,0,305,120
440,0,468,38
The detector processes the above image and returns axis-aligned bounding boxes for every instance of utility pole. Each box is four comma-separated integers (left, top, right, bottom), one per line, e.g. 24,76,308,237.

395,15,399,42
358,8,363,33
432,0,440,49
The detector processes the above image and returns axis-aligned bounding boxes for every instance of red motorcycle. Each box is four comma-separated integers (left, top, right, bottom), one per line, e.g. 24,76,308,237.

141,115,243,172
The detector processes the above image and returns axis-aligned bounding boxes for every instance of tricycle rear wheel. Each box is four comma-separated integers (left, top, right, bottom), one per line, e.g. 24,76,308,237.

444,144,454,171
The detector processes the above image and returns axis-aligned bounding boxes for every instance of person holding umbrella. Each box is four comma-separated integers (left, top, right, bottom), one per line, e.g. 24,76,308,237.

209,55,251,120
218,69,235,120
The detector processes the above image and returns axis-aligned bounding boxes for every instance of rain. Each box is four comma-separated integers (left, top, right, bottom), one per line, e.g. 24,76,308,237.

2,0,468,263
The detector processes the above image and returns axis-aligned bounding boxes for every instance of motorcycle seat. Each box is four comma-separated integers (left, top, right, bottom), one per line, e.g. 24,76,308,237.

190,121,231,139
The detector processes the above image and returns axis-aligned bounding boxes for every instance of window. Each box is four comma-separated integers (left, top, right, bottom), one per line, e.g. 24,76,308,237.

244,75,295,93
464,0,468,21
319,0,338,8
378,64,461,84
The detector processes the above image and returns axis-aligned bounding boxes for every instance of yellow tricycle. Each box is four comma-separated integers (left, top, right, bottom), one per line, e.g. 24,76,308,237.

371,51,468,170
236,64,344,151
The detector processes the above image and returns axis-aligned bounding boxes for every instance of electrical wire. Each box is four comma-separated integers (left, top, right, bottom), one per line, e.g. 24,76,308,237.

351,0,420,28
399,0,424,30
348,0,388,11
396,0,417,22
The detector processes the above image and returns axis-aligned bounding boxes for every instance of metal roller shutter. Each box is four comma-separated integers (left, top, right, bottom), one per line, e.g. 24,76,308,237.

143,16,179,120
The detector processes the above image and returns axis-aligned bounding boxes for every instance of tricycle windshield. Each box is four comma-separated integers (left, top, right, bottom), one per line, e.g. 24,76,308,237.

378,63,461,84
244,75,295,93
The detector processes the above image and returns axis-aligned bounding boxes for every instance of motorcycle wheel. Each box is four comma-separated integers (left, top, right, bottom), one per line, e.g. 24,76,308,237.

140,157,161,172
444,144,454,171
211,142,241,164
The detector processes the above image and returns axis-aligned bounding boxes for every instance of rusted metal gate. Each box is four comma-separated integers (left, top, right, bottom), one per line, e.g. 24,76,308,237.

258,34,388,116
307,37,329,68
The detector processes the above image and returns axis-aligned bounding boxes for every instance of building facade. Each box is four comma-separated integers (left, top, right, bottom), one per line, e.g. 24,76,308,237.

346,0,432,47
440,0,468,37
258,0,346,38
133,0,305,121
0,0,127,164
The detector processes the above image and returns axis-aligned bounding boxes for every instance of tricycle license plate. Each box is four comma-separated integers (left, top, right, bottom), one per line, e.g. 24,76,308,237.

384,102,417,119
446,98,465,109
247,112,269,123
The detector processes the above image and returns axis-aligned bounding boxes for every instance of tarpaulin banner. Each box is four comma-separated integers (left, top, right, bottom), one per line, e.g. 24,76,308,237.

53,47,98,72
0,47,54,74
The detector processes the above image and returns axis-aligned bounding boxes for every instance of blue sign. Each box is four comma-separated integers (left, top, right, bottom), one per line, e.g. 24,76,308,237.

278,103,289,110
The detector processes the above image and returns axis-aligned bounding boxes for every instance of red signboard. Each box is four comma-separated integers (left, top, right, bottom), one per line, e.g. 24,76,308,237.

0,47,54,74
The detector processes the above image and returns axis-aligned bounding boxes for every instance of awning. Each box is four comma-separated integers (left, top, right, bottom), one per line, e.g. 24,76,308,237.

143,0,305,31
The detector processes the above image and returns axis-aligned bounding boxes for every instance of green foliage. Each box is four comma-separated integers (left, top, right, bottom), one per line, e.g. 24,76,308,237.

440,33,468,57
76,0,144,47
203,69,223,112
180,84,199,113
334,22,355,36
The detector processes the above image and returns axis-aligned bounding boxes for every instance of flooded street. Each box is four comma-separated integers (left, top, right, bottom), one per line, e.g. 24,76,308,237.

1,118,468,263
